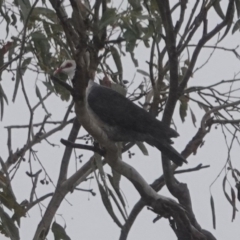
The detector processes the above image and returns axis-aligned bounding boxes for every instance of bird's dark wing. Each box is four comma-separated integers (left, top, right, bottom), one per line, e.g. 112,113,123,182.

87,84,187,166
87,84,178,141
146,138,187,166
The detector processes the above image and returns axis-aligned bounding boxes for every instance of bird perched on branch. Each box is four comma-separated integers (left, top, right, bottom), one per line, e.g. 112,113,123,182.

54,60,187,166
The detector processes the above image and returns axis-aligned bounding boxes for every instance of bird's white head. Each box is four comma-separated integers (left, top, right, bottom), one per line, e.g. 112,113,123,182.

54,60,76,79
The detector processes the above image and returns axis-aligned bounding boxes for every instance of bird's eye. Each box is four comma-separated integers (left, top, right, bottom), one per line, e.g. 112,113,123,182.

65,63,72,68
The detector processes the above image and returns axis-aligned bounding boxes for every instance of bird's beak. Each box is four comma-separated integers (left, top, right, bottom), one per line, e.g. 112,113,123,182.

53,67,62,75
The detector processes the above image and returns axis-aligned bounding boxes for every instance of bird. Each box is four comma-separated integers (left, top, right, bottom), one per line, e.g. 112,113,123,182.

54,60,187,166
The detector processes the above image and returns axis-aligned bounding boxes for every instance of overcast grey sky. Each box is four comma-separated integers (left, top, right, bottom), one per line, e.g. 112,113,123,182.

0,1,240,239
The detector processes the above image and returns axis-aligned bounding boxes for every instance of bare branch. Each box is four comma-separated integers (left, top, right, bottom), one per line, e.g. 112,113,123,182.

26,193,54,212
32,118,80,240
201,100,240,129
175,164,210,174
27,170,42,203
4,117,73,170
178,0,235,94
60,138,105,156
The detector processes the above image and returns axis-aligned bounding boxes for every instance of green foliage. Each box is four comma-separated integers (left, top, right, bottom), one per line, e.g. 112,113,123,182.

51,73,71,101
179,96,188,123
31,32,51,70
99,8,117,30
0,206,20,240
0,0,168,112
110,46,123,81
0,84,8,120
235,0,240,17
30,7,58,24
12,57,32,102
17,0,31,23
51,222,71,240
213,0,225,19
232,18,240,33
136,142,149,156
97,181,122,228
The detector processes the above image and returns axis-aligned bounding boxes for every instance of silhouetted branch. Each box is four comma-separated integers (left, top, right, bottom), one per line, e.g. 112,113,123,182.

60,139,105,156
175,164,210,174
27,169,42,203
26,193,54,212
33,118,81,240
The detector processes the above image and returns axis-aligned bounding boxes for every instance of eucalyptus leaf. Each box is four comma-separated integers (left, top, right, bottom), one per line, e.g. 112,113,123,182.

130,51,138,67
128,0,142,11
42,81,55,92
35,85,49,114
0,206,20,240
12,57,32,102
213,0,225,19
0,7,10,37
179,96,188,122
232,18,240,34
218,0,235,42
98,183,122,228
137,69,150,77
31,7,57,23
31,31,51,68
17,0,31,23
189,108,196,128
136,142,149,156
107,174,126,208
0,83,8,120
10,13,17,26
0,48,4,80
110,46,123,81
210,195,216,229
51,222,71,240
99,8,117,30
235,0,240,18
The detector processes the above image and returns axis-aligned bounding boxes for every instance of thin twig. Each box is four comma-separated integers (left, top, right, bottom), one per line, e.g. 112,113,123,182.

175,164,210,174
28,169,42,203
60,139,105,156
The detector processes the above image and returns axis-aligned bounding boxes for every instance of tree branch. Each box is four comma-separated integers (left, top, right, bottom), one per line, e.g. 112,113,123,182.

60,138,105,156
32,118,80,240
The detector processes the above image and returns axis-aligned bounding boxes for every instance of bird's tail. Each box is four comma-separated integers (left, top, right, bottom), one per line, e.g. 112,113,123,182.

146,139,187,166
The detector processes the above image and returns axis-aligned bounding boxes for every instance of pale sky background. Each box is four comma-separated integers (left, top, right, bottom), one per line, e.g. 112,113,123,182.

0,1,240,239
